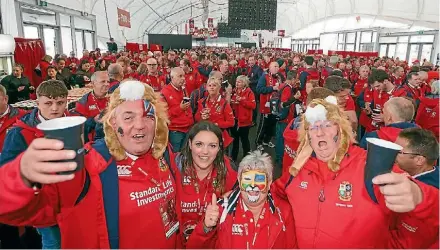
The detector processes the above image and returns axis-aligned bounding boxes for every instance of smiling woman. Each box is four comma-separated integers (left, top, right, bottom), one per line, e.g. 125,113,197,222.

172,121,238,244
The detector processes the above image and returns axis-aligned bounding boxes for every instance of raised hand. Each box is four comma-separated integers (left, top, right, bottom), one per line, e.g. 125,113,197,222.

204,193,219,228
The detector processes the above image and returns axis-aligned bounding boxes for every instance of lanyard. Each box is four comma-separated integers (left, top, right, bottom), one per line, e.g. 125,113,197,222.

192,168,214,216
127,156,169,201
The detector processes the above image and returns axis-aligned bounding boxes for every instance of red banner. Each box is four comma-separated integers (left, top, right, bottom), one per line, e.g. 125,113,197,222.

278,30,285,37
117,8,131,28
189,19,195,35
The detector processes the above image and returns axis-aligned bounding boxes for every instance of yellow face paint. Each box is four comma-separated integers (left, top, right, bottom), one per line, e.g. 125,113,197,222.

240,170,267,191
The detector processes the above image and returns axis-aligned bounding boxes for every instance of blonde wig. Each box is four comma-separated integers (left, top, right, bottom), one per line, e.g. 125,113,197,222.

102,81,169,161
289,98,356,176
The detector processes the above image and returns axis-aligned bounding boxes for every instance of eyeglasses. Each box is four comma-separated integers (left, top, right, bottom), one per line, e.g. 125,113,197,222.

147,64,158,66
308,121,335,132
398,151,425,157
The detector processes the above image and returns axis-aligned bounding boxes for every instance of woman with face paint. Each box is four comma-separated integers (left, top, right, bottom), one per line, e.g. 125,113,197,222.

272,96,439,248
186,150,297,249
171,121,238,244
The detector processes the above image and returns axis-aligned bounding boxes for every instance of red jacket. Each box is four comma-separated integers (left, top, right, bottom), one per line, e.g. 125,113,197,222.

352,76,368,97
279,84,296,124
74,92,108,119
272,145,439,248
186,189,297,249
0,106,27,150
0,140,180,248
232,87,256,127
415,96,439,140
257,74,280,114
184,70,201,96
195,96,235,130
195,96,235,147
139,74,166,92
39,60,51,82
161,84,194,133
358,87,375,132
172,154,237,244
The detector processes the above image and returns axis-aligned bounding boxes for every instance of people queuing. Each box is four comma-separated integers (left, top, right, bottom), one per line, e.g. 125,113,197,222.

0,46,438,248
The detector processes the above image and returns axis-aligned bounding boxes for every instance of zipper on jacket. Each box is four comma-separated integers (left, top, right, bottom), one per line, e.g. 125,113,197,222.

313,186,325,248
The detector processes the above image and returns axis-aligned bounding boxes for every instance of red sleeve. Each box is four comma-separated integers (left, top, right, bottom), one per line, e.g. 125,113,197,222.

216,102,235,129
374,177,440,248
270,171,292,201
186,210,220,249
0,153,58,227
239,91,256,110
345,96,356,111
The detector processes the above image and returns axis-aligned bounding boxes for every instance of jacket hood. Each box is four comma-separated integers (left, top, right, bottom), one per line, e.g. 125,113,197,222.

419,96,439,109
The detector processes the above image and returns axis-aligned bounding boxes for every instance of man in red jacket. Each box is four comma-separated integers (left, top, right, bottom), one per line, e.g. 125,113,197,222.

187,150,297,249
0,85,27,150
72,71,110,142
140,58,166,92
272,97,438,248
393,128,439,248
161,67,194,152
0,81,180,248
180,59,201,95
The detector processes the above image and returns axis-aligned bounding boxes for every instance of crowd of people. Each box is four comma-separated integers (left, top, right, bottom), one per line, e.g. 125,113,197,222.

0,46,438,248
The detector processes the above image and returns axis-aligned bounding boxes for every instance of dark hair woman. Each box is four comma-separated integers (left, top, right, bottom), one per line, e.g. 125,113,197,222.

172,121,238,244
74,60,92,88
0,64,33,103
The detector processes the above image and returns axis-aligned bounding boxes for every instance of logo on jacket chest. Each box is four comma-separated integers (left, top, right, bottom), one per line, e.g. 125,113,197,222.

338,181,352,202
232,223,245,236
117,165,132,177
89,104,97,110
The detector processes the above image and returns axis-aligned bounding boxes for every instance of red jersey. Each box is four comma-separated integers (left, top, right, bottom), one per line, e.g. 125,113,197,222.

74,92,108,119
116,154,179,248
184,70,201,96
359,88,375,132
140,74,166,92
194,96,235,130
353,77,368,97
258,74,279,114
280,84,296,124
173,156,237,243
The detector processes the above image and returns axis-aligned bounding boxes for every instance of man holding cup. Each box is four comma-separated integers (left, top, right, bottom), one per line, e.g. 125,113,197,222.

72,71,110,142
271,96,438,248
161,67,194,152
0,81,180,248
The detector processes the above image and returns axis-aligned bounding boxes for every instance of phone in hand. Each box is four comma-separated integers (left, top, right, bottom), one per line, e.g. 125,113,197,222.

182,97,190,103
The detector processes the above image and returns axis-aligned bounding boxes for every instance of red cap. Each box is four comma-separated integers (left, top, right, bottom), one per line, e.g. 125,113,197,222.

412,59,420,64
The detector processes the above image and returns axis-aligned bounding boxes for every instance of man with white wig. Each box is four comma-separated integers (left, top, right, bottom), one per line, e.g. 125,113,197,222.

0,81,181,248
186,150,297,249
272,96,439,248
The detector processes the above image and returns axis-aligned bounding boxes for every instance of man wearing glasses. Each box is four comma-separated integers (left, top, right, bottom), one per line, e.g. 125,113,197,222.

393,127,439,248
140,58,166,92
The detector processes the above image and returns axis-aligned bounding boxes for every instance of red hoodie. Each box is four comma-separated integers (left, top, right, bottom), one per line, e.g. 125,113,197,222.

282,118,300,174
416,96,439,140
232,87,256,127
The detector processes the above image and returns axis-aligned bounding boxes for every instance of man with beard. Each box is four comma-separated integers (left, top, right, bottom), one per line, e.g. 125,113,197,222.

186,151,296,249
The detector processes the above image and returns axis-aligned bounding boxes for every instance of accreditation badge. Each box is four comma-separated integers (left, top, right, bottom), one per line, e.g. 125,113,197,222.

160,197,179,238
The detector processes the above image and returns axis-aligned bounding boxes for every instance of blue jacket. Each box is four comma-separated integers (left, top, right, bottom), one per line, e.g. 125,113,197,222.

359,122,418,149
248,65,263,86
256,72,276,95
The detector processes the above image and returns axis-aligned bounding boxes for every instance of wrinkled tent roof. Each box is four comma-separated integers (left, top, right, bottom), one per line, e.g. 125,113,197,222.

51,0,439,43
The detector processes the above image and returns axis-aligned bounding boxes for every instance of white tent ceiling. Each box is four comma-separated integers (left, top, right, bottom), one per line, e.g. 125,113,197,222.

38,0,440,43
